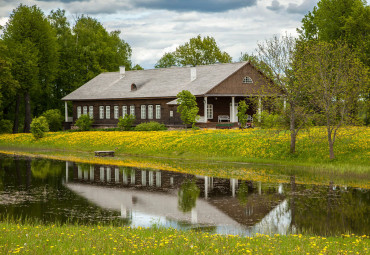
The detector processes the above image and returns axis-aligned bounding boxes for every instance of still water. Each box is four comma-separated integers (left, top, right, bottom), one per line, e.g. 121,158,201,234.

0,154,369,236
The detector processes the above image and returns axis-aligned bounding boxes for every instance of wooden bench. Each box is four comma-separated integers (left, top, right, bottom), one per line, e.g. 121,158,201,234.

218,115,230,122
216,123,234,129
95,151,115,157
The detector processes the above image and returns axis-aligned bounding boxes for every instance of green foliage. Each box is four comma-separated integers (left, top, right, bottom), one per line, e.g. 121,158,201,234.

155,35,232,68
178,179,200,212
176,90,199,129
42,109,63,131
30,116,49,139
237,101,249,129
0,119,12,134
75,114,93,131
31,159,62,179
134,121,167,131
118,114,135,131
298,0,370,66
254,111,287,129
131,64,144,70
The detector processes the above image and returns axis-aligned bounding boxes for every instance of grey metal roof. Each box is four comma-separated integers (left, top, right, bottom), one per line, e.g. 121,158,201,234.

62,62,248,101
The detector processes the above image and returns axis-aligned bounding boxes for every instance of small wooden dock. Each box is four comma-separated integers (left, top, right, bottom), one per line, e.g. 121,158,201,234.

95,151,115,157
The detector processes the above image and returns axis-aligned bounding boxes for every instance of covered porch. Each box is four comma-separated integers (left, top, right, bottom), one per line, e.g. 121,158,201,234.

195,95,262,127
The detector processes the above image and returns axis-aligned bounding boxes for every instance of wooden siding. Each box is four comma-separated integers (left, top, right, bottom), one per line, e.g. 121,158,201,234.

207,63,279,95
73,99,182,127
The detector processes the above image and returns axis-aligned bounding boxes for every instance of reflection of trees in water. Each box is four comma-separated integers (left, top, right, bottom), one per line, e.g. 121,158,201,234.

31,159,62,179
178,179,200,213
287,182,370,236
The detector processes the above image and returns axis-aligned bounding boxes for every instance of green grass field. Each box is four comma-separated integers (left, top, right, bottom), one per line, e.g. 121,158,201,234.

0,222,368,254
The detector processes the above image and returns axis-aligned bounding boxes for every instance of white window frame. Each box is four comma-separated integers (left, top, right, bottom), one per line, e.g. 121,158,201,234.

114,106,119,119
99,106,104,119
141,105,146,119
242,76,253,84
83,106,87,115
170,110,174,118
148,105,153,119
89,106,93,119
130,105,135,116
77,106,81,119
122,105,127,117
156,105,161,119
207,104,213,120
106,106,110,119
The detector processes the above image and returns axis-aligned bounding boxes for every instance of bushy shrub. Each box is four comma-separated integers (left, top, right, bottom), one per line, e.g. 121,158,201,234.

42,109,64,131
75,114,93,131
134,121,167,131
0,119,12,134
30,116,49,139
118,114,135,131
253,111,287,129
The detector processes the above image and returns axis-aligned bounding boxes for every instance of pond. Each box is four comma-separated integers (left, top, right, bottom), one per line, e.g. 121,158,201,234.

0,154,369,237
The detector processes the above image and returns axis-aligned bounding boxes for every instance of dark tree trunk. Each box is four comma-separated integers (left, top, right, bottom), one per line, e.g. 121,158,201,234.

290,105,296,154
23,91,31,133
26,158,32,189
13,94,21,134
327,128,335,159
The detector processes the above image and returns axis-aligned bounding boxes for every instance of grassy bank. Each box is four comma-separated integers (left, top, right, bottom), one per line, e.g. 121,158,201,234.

0,127,369,171
0,222,368,254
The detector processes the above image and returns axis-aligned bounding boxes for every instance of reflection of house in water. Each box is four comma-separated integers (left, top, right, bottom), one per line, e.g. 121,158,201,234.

65,162,289,235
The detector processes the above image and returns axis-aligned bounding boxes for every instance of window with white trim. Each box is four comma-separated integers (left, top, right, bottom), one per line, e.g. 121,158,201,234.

77,106,81,119
106,106,110,119
170,110,174,117
148,105,153,119
122,105,127,116
130,105,135,116
83,106,87,115
207,104,213,119
141,105,146,119
242,76,253,84
89,106,93,119
114,106,119,119
99,106,104,119
156,105,161,119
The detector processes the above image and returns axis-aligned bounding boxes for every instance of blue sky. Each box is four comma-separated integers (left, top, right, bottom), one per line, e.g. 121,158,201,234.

0,0,318,69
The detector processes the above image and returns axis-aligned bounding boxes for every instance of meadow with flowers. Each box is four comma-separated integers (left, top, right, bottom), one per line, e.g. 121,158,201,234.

0,221,369,254
0,126,368,171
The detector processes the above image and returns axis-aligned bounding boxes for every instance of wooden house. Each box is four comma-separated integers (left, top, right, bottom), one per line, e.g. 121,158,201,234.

62,61,281,128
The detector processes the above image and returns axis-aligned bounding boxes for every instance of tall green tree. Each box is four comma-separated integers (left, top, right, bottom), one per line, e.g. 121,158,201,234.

1,4,58,133
298,0,370,66
294,41,369,159
155,35,232,68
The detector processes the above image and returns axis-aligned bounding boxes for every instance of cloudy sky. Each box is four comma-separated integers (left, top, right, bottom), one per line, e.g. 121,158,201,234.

0,0,318,69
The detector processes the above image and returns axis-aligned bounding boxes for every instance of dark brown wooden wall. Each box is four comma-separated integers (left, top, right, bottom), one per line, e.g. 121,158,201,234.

207,63,277,95
73,98,182,126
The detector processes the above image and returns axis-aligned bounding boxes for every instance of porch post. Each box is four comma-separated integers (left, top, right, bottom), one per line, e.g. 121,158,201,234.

231,96,235,122
204,176,208,199
258,97,262,122
204,96,207,123
64,101,68,122
65,161,69,183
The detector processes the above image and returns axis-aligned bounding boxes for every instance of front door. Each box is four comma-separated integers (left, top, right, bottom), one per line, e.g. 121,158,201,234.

229,103,238,122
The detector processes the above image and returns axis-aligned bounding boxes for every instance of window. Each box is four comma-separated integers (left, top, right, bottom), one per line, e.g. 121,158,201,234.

170,110,174,118
106,106,110,119
83,106,87,115
114,106,119,119
122,106,127,116
148,105,153,119
89,106,93,119
99,106,104,119
207,104,213,119
156,105,161,119
242,76,253,84
130,105,135,116
77,106,81,119
141,105,146,119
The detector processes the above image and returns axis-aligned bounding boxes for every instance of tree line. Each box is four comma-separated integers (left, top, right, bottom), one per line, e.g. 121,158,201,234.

0,5,137,133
